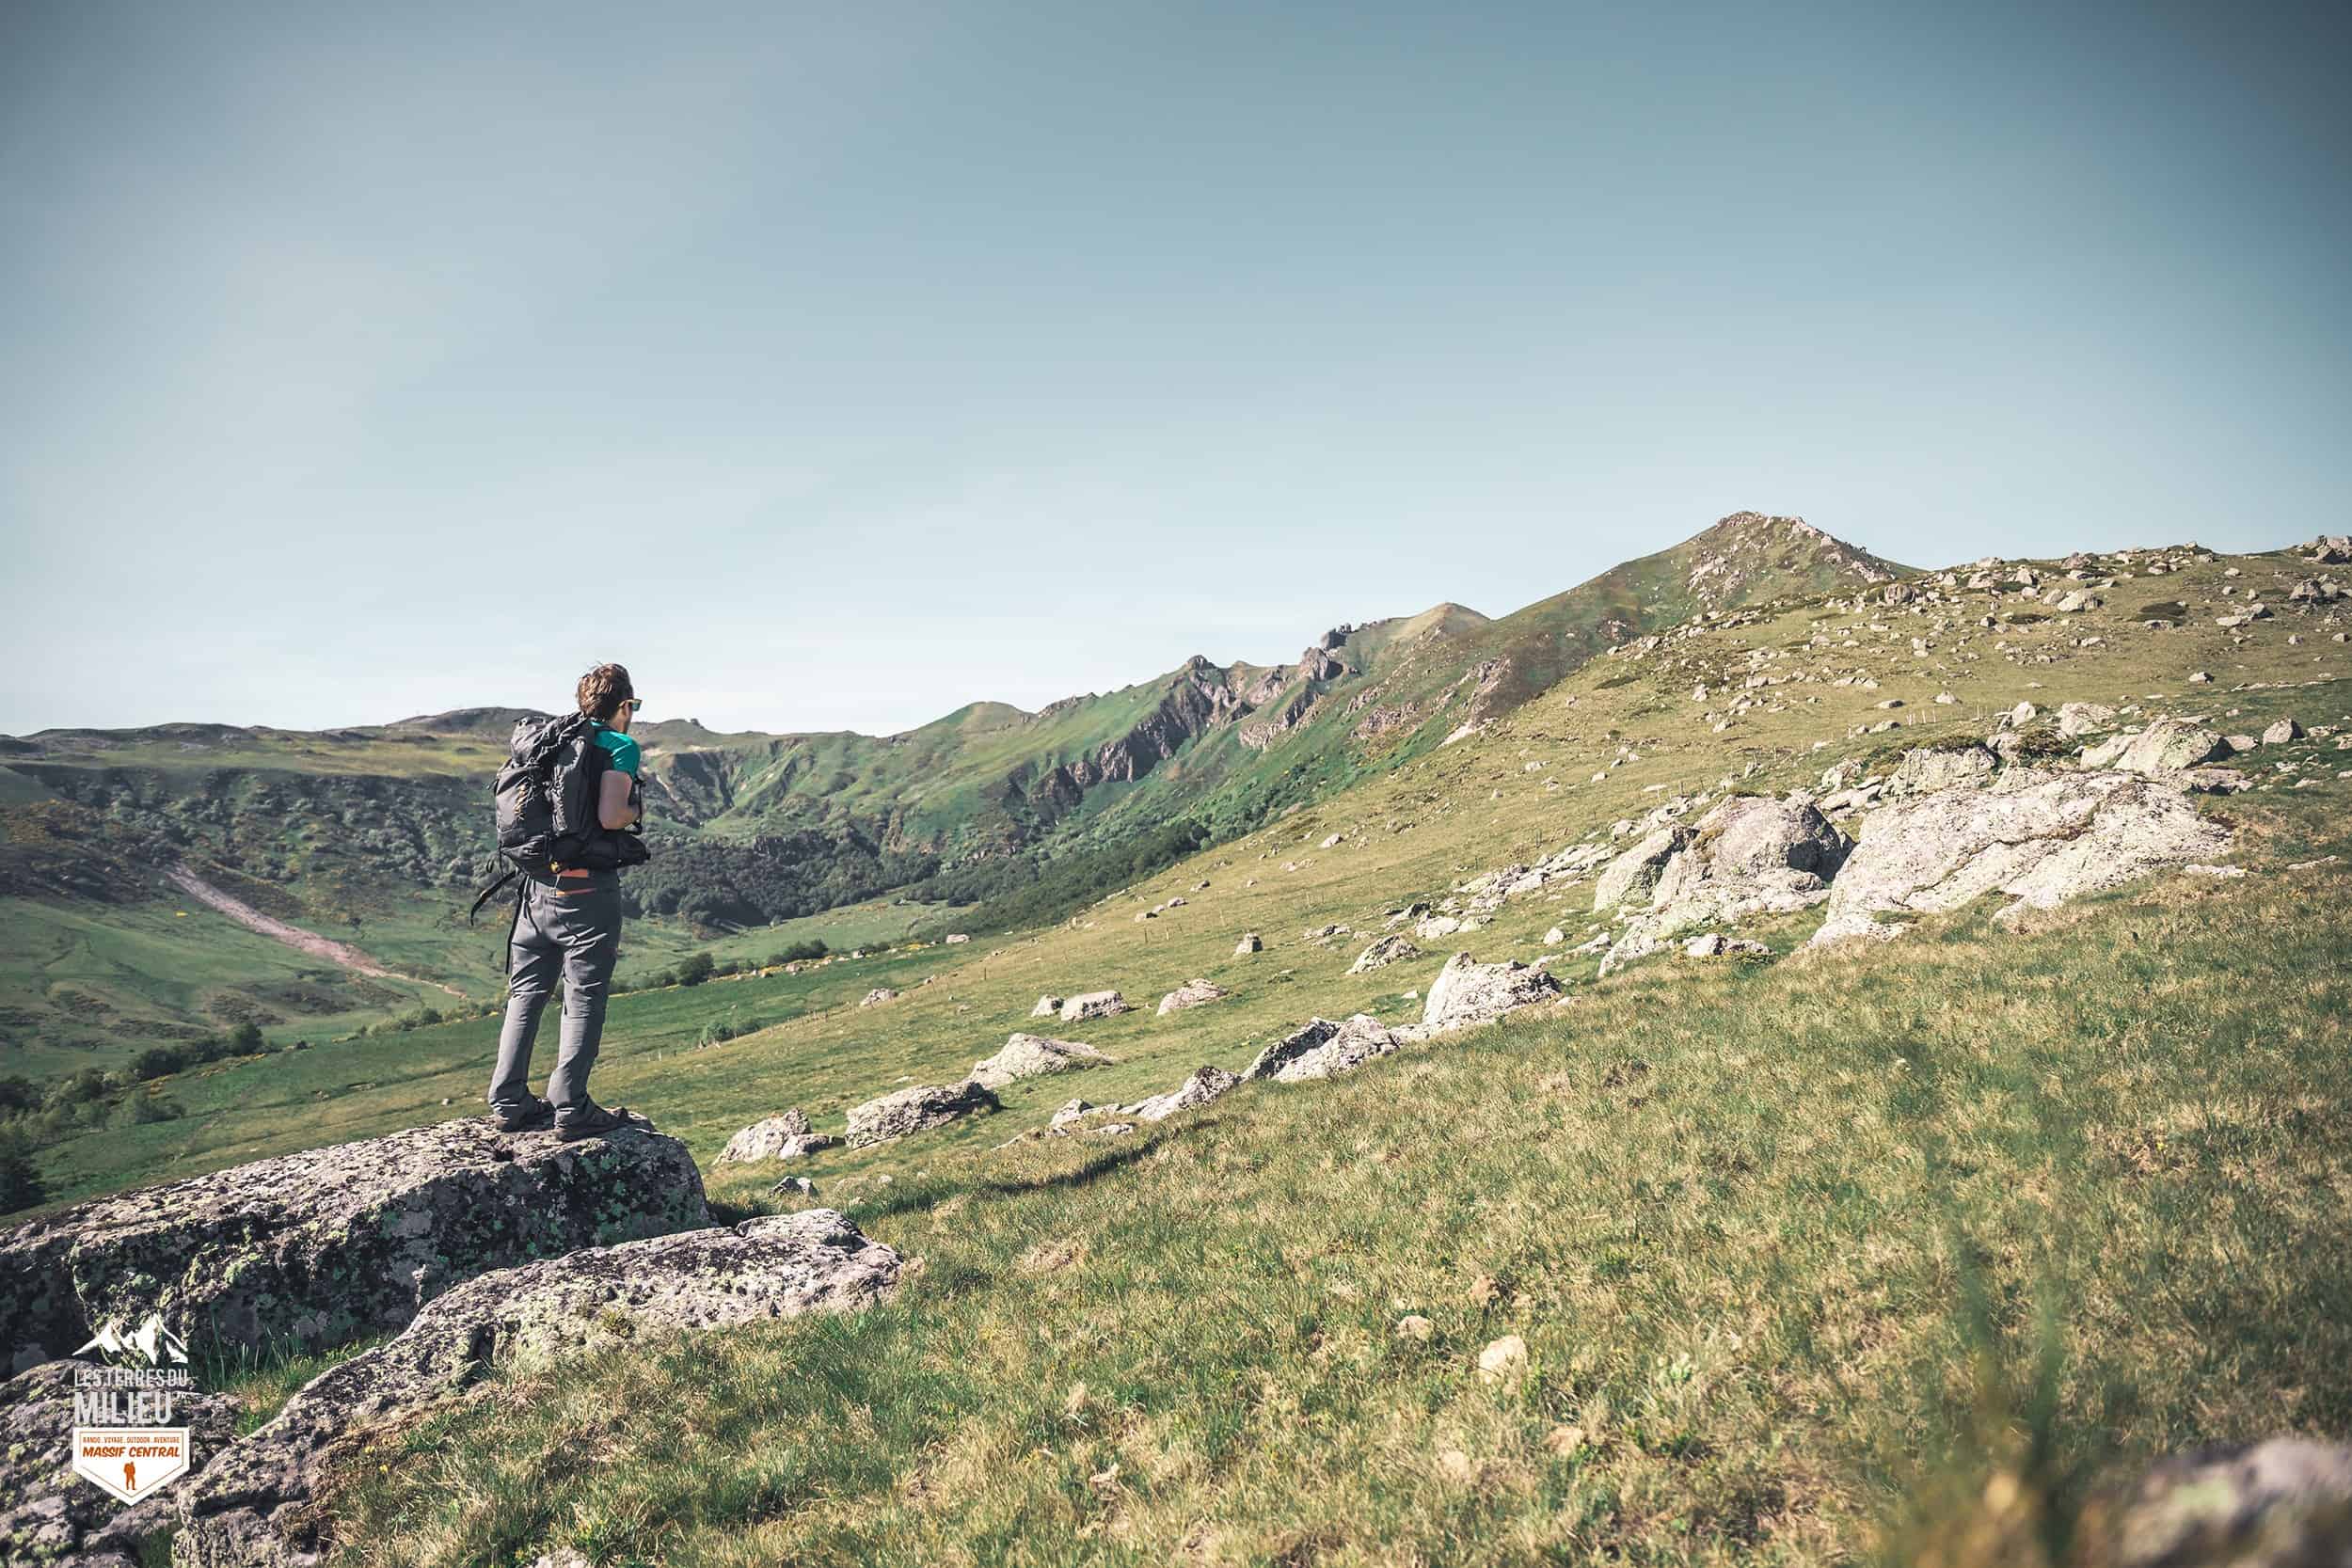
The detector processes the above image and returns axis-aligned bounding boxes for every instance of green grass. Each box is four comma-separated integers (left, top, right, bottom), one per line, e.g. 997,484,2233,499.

18,542,2352,1562
319,859,2352,1567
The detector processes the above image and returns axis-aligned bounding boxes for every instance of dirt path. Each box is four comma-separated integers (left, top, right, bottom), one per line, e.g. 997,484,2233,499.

166,864,467,998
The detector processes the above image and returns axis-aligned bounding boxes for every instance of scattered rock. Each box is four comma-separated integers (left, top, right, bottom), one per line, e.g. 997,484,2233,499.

175,1212,900,1568
1683,932,1772,958
1414,953,1565,1036
1030,995,1064,1017
1057,990,1129,1022
0,1119,707,1372
1157,978,1230,1015
844,1081,1001,1148
1414,914,1464,941
1543,927,1565,944
969,1034,1114,1090
1121,1066,1242,1122
2264,717,2304,745
859,988,899,1007
1347,935,1422,974
1232,933,1263,956
1394,1314,1434,1342
716,1111,836,1164
1476,1334,1530,1388
2184,863,2247,879
1811,769,2230,946
1243,1015,1399,1083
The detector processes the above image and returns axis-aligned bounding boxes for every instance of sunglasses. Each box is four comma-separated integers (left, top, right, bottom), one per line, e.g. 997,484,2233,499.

620,698,645,713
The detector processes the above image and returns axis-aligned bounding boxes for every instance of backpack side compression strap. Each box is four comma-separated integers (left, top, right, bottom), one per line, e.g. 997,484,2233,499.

467,865,521,926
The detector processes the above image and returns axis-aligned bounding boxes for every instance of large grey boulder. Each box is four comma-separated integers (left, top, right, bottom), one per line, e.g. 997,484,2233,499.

1810,768,2230,946
715,1110,835,1164
1602,798,1851,971
1242,1015,1399,1083
1,1359,240,1568
173,1211,899,1568
1413,954,1564,1036
968,1034,1112,1090
1886,744,1999,798
1346,936,1421,974
0,1119,707,1374
1592,829,1689,912
2108,719,2229,774
2115,1437,2352,1568
1156,978,1230,1015
843,1081,1000,1148
1057,990,1129,1022
1122,1066,1241,1122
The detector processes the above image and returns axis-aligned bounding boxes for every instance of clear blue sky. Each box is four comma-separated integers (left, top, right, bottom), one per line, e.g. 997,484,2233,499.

4,0,2345,736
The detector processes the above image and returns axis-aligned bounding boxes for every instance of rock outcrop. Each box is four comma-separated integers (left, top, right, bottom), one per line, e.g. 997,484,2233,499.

0,1120,707,1372
1886,744,1999,798
1243,1015,1399,1083
1346,936,1421,974
1,1359,240,1568
1811,769,2230,946
174,1211,900,1568
1057,990,1129,1022
1156,978,1229,1015
1029,995,1063,1017
1413,954,1564,1036
715,1110,835,1164
1593,829,1689,911
859,987,898,1007
2106,719,2229,774
1601,798,1850,970
844,1081,1001,1147
969,1034,1113,1090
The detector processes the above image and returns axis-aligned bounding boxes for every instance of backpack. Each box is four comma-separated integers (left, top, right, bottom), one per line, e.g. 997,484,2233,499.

468,714,648,922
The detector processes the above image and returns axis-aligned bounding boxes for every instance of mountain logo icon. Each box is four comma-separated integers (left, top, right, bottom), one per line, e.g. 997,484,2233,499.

74,1313,189,1367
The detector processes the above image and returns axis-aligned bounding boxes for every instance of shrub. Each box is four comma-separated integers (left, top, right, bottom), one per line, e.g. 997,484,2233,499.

0,1131,44,1214
675,952,716,987
129,1046,188,1082
767,941,828,966
229,1021,264,1053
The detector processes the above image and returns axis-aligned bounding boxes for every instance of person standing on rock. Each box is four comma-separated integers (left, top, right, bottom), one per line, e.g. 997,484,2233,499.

487,662,648,1141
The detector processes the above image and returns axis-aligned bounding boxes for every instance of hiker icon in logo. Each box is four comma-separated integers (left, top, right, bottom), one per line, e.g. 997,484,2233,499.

72,1427,191,1504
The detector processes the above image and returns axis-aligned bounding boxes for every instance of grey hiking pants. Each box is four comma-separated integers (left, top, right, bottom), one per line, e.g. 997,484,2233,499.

488,871,622,1118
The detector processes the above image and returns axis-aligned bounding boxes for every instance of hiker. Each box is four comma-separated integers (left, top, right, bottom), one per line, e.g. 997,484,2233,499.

485,662,651,1140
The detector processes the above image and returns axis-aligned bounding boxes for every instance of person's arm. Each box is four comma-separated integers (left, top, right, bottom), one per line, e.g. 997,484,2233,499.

598,769,639,831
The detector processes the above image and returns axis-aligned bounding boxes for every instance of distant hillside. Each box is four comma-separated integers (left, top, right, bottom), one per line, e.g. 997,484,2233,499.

0,512,1912,1042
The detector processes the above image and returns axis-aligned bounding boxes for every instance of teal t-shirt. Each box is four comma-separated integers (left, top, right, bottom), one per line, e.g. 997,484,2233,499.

592,724,641,778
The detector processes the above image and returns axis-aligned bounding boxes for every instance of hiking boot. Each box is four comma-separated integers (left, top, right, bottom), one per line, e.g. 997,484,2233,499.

490,1101,555,1133
555,1102,636,1142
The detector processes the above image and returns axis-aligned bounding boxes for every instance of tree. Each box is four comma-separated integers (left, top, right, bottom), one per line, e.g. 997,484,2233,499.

675,952,716,987
229,1021,265,1053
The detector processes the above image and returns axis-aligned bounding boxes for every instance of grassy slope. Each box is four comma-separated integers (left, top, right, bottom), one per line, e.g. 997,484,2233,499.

0,515,1897,1063
14,545,2345,1563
